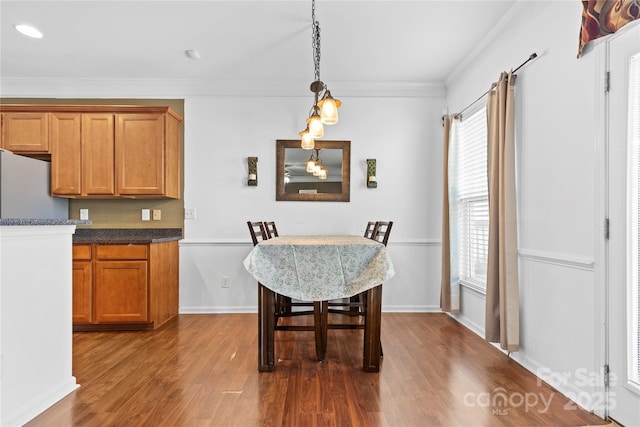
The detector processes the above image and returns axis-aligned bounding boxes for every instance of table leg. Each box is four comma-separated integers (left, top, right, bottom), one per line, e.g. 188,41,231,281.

258,283,275,372
363,285,382,372
314,301,328,361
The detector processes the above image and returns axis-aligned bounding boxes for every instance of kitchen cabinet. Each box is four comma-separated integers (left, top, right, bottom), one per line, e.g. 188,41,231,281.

51,112,116,196
73,240,179,331
116,113,165,196
1,105,182,199
95,244,148,323
0,112,50,154
72,244,93,323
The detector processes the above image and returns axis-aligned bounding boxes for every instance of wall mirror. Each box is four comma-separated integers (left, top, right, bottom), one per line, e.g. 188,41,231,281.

276,139,350,202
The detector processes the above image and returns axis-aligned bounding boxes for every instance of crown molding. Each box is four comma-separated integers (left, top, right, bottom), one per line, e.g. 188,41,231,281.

445,1,546,89
1,78,445,99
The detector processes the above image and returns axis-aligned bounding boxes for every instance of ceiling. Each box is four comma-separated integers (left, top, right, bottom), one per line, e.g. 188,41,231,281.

0,1,517,90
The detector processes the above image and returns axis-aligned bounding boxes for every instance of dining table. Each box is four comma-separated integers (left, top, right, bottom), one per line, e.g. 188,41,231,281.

243,235,395,372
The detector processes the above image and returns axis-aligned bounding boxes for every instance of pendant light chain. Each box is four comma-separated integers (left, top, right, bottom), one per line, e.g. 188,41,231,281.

298,0,341,150
312,0,321,82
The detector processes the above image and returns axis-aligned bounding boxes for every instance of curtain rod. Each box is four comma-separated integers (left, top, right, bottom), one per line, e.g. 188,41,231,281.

450,52,538,120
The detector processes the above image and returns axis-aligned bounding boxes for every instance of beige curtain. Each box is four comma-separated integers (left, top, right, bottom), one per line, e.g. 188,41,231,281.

485,71,520,352
440,115,460,314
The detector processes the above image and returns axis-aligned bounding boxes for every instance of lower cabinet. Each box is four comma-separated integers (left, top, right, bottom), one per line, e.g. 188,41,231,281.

72,245,92,324
72,240,178,331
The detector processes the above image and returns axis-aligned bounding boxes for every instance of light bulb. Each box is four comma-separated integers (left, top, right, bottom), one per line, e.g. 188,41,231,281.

299,128,315,150
307,114,324,138
318,91,341,125
306,159,316,173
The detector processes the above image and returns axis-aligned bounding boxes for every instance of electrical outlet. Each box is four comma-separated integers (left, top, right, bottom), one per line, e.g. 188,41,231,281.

185,208,196,220
79,209,89,220
141,209,150,221
221,276,231,288
152,209,161,220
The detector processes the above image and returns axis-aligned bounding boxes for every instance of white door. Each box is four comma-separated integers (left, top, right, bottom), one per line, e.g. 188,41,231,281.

607,21,640,427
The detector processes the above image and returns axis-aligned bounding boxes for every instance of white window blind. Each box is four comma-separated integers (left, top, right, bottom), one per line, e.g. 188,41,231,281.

629,53,640,388
456,107,489,289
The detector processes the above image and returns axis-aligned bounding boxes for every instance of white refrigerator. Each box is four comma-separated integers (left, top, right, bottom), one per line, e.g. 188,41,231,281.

0,149,68,219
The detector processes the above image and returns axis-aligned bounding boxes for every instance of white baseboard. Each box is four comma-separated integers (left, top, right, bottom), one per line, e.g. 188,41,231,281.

5,378,79,427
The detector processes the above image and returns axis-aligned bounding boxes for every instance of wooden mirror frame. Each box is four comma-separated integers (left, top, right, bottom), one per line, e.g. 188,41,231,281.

276,139,351,202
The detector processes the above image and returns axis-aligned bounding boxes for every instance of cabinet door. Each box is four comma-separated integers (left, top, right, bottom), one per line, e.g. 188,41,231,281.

51,112,82,195
83,114,115,195
116,113,165,195
95,260,148,323
1,112,50,153
72,260,92,323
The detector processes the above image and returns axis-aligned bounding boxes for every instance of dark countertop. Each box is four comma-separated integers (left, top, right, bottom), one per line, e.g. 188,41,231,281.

0,219,91,226
72,228,183,244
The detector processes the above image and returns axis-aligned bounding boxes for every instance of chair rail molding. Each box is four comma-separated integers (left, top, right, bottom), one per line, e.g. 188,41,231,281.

180,238,442,247
518,248,594,271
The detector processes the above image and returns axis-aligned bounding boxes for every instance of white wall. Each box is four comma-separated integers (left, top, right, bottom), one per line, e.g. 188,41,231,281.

445,1,604,412
1,225,79,426
179,93,445,312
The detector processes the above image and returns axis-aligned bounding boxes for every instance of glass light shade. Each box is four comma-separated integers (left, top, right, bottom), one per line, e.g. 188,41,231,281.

306,159,316,173
313,164,322,176
307,114,324,138
299,129,315,150
318,92,341,125
319,168,327,180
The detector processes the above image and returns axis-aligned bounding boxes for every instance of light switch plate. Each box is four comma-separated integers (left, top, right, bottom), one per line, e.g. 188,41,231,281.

79,209,89,220
141,209,150,221
152,209,161,220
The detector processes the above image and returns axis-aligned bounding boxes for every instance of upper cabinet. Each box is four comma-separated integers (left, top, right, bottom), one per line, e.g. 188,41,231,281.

51,112,116,196
1,112,50,153
1,105,183,199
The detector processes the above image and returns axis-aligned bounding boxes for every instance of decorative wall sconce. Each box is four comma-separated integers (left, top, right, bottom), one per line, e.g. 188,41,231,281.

366,159,377,188
248,156,258,186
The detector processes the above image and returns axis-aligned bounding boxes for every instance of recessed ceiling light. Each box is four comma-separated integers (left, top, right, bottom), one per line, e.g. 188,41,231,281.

14,24,43,39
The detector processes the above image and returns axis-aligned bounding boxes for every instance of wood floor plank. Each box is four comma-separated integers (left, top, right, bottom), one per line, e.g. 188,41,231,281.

25,313,609,427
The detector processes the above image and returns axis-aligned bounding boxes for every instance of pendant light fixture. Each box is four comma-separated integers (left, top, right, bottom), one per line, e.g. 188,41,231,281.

304,149,328,179
299,0,341,149
299,126,315,150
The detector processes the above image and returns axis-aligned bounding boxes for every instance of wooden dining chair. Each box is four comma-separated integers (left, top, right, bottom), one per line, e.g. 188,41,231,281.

337,221,378,315
364,221,376,239
262,221,296,315
264,221,279,239
247,221,269,246
247,221,322,367
333,221,385,316
371,221,393,246
326,220,393,357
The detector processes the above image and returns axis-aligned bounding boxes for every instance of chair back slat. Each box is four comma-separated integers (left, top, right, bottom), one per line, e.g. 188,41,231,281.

371,221,393,246
364,221,376,239
264,221,279,239
247,221,269,246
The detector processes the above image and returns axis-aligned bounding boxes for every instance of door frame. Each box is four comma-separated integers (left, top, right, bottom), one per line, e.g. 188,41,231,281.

596,20,640,421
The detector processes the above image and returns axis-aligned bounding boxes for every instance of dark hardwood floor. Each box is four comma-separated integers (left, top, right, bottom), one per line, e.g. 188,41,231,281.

26,313,609,426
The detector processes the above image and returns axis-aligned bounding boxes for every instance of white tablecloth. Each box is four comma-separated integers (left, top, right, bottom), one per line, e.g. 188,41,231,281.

243,235,395,301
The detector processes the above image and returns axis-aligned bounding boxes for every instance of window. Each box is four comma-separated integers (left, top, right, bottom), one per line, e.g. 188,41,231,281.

454,107,489,290
628,53,640,388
